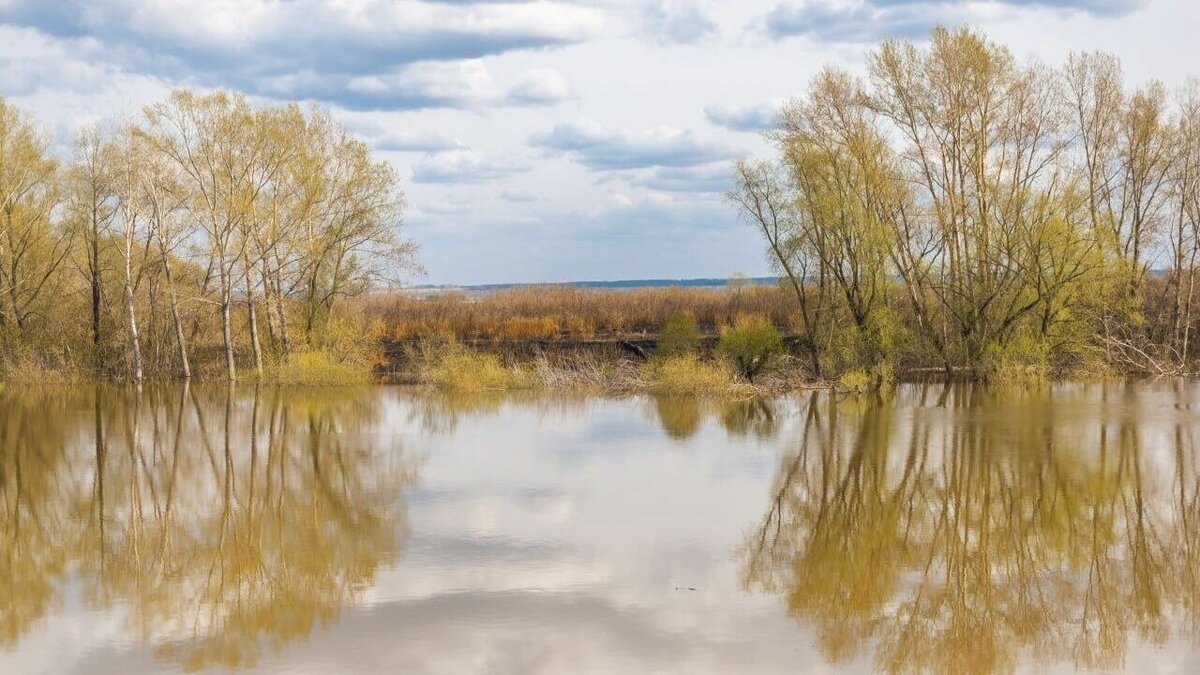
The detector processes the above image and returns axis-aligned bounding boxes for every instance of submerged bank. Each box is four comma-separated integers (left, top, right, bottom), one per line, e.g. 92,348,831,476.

0,337,1153,394
2,328,1174,394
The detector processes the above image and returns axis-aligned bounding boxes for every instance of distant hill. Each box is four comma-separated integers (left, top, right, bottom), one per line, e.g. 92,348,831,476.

412,277,780,293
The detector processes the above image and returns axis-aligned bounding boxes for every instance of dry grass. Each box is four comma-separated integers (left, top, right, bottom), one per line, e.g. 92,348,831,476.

355,285,799,341
528,352,639,392
0,349,85,386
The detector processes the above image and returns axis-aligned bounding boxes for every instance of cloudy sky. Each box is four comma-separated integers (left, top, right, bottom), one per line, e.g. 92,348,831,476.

0,0,1197,285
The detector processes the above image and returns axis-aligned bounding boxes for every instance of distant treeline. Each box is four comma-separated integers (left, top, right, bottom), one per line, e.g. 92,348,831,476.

732,26,1200,382
0,90,417,383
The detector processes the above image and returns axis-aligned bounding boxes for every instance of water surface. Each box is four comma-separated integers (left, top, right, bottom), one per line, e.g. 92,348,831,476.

1,382,1199,673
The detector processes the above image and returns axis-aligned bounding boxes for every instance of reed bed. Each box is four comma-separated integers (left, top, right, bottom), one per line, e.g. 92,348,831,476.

354,284,799,341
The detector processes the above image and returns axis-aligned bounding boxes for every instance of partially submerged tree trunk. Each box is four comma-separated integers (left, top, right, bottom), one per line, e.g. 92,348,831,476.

246,259,264,377
156,235,190,379
219,254,236,381
90,209,103,347
123,252,143,384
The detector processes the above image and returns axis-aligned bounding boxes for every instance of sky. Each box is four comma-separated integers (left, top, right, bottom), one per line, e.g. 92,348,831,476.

0,0,1197,285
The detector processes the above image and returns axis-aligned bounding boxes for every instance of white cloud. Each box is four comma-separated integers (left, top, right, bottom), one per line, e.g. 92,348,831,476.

419,200,474,216
705,101,780,132
626,163,734,194
530,119,736,171
500,190,540,203
642,1,718,45
762,0,1145,42
256,60,573,111
411,149,533,184
374,130,464,153
506,68,574,105
0,0,603,108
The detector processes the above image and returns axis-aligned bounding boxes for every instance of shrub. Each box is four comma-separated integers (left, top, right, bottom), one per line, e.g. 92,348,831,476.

718,316,785,381
657,311,701,359
272,350,374,386
984,334,1051,384
413,340,529,391
834,361,894,392
836,369,872,392
642,355,737,394
313,317,385,366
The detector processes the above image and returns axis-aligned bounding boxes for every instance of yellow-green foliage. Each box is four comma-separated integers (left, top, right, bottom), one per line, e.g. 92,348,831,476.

818,306,902,378
642,355,738,394
984,334,1051,384
272,351,374,386
718,316,785,381
832,360,894,392
414,340,529,391
836,369,872,393
313,317,385,364
268,317,382,386
657,311,701,358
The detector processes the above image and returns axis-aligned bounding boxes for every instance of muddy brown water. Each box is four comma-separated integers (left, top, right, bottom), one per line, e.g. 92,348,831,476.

1,381,1199,674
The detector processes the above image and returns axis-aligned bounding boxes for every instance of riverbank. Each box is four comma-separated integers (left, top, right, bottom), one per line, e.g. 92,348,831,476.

1,334,1151,394
387,347,826,396
0,338,829,394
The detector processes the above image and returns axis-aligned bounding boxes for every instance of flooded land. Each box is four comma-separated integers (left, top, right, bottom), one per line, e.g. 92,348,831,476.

2,382,1200,674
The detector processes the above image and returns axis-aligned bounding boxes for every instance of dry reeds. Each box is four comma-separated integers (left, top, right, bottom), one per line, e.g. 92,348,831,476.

354,285,798,341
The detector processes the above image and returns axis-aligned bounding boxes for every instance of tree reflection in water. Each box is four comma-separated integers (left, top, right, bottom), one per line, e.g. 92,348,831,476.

720,397,781,440
0,384,418,671
405,390,783,443
0,388,75,646
741,382,1200,674
653,396,705,441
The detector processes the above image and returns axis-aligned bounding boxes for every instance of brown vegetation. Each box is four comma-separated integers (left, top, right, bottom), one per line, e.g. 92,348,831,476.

359,284,798,342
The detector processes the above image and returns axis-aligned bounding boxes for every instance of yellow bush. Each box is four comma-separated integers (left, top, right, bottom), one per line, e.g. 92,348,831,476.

718,315,784,381
984,334,1050,384
836,369,872,393
642,355,739,394
415,340,530,391
272,350,375,386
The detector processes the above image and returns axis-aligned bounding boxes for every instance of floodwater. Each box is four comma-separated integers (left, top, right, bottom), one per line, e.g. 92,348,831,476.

1,382,1200,674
